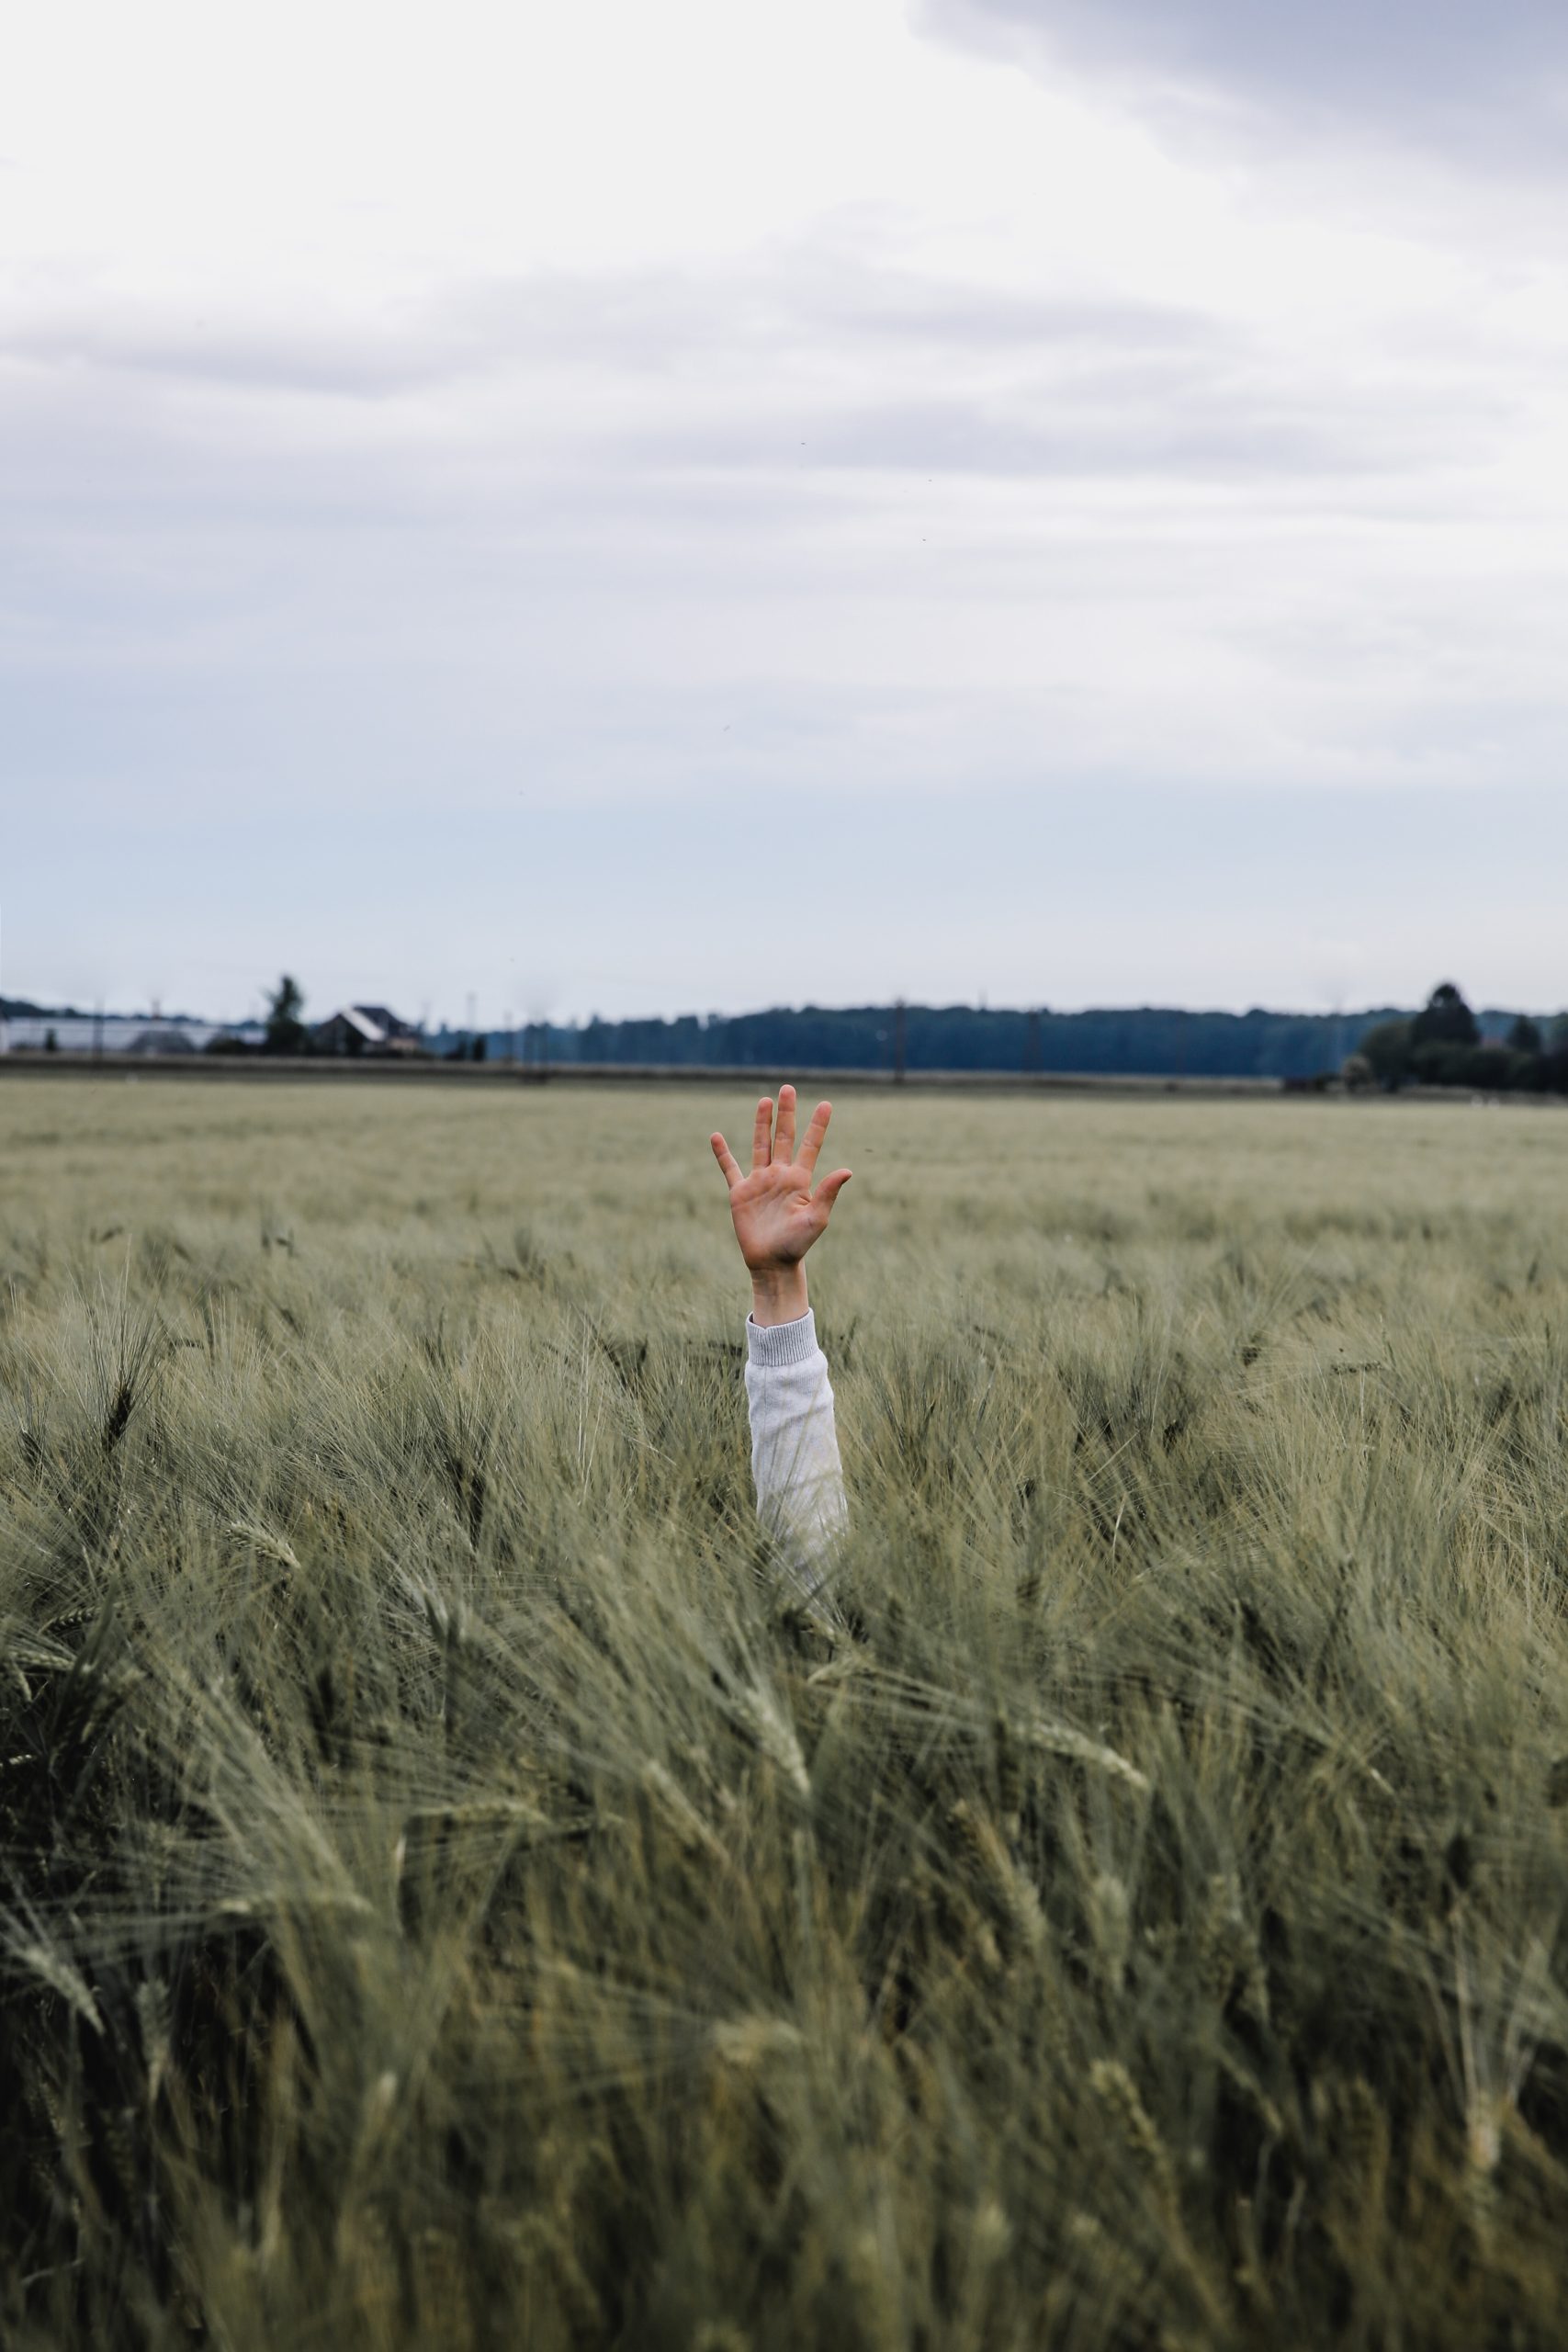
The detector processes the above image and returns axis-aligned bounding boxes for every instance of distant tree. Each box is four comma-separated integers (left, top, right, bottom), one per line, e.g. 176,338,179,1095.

264,974,308,1055
470,1034,487,1062
1463,1045,1517,1091
1411,982,1479,1051
1340,1052,1374,1092
1357,1019,1414,1090
1507,1013,1543,1055
1407,1038,1520,1091
42,1027,58,1053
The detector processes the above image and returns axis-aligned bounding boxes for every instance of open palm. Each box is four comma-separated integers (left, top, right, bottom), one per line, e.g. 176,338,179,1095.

710,1086,852,1272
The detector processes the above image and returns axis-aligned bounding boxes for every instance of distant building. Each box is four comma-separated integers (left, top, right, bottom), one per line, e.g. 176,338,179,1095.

0,1014,231,1054
123,1025,199,1056
311,1005,423,1056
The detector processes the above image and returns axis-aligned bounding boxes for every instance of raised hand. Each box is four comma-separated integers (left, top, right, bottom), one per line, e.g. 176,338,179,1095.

710,1085,852,1324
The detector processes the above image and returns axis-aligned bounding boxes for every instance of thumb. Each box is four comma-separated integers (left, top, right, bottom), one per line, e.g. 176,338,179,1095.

815,1168,852,1213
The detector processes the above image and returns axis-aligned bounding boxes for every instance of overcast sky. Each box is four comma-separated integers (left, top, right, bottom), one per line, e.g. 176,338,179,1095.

6,0,1568,1023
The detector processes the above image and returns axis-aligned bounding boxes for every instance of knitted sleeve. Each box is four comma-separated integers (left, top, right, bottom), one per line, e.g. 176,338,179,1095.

742,1309,848,1600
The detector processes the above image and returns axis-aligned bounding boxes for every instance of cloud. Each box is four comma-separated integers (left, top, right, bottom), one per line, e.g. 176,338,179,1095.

919,0,1568,163
2,228,1558,821
5,266,1222,413
9,320,468,402
627,379,1477,489
28,250,1481,507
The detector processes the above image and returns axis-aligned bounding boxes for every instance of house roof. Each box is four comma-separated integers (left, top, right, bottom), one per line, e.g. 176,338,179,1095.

125,1026,198,1054
316,1006,387,1044
312,1004,418,1046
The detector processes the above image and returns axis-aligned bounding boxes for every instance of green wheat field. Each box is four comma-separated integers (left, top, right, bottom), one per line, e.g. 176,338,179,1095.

5,1078,1568,2350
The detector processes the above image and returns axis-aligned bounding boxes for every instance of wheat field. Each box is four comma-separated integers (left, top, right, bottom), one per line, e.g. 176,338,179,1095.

4,1077,1568,2349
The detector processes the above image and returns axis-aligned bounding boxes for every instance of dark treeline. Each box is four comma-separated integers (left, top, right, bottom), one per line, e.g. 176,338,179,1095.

561,1005,1370,1079
489,994,1555,1083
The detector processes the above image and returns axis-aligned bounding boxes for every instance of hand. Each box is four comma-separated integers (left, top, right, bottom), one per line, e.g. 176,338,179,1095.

710,1086,852,1324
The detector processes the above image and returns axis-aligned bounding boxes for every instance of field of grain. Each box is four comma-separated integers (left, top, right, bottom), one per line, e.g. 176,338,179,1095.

4,1078,1568,2349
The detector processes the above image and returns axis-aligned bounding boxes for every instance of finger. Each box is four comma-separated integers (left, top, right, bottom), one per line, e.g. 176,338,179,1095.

710,1132,743,1191
798,1100,832,1175
815,1167,852,1213
751,1095,774,1172
774,1082,797,1164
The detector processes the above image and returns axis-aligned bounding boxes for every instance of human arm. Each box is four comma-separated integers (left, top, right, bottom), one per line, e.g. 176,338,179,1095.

709,1087,852,1596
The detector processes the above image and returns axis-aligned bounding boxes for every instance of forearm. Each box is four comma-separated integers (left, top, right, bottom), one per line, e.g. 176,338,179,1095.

750,1264,809,1326
744,1308,848,1598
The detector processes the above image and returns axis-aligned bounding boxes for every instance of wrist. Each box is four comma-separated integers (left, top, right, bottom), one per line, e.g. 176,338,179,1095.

749,1263,809,1326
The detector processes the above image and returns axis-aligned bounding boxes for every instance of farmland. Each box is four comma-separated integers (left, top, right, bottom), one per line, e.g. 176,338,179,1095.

4,1079,1568,2347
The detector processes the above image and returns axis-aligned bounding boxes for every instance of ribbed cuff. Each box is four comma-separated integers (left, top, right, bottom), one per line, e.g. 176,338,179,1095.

746,1308,819,1368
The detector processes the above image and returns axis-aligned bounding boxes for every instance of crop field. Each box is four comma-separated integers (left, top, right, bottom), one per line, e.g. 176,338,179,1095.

4,1077,1568,2349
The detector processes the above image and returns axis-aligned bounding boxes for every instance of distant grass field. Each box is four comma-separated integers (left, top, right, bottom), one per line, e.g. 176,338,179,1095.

4,1079,1568,2349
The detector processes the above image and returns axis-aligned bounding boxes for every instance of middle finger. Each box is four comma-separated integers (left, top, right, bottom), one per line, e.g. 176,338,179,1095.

773,1083,797,1163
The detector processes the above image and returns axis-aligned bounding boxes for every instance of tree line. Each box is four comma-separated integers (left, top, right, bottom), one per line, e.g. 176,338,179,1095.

224,977,1568,1090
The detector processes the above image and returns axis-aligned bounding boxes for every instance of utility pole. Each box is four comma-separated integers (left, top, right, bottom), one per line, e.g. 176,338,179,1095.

893,997,907,1087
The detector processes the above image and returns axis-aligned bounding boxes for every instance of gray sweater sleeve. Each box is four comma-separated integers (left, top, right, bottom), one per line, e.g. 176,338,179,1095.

744,1309,847,1597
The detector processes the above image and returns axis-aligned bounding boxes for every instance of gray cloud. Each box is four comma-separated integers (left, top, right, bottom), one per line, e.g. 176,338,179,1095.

628,378,1486,488
919,0,1568,159
7,252,1499,511
9,318,482,402
8,266,1224,410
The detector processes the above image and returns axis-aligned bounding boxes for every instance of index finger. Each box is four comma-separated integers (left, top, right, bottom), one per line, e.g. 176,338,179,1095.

798,1100,833,1175
751,1095,774,1172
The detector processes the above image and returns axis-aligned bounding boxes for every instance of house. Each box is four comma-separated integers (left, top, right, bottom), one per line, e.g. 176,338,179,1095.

123,1024,199,1056
311,1004,423,1056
